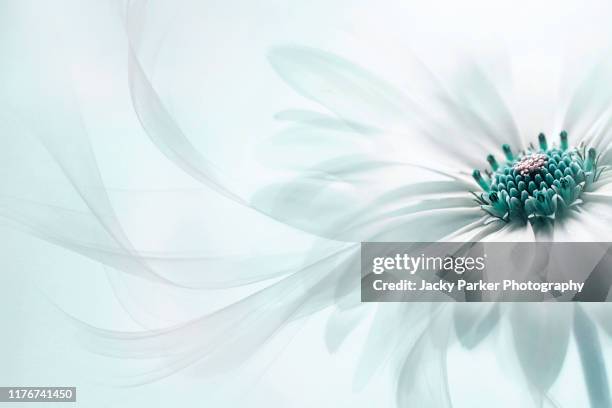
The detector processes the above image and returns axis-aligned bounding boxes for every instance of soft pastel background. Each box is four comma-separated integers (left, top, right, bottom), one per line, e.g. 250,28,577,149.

2,0,612,406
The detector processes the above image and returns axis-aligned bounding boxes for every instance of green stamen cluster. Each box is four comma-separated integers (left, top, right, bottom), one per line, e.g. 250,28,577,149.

472,131,602,222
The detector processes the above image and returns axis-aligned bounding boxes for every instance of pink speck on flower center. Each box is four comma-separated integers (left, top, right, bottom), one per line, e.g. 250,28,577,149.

513,153,548,176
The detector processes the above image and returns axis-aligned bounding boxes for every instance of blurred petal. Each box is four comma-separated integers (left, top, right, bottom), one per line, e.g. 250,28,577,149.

453,303,500,349
396,307,453,408
127,50,246,204
510,304,572,400
564,55,612,146
268,45,410,133
574,305,611,408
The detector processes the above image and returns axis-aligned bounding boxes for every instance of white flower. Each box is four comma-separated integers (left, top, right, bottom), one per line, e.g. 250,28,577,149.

253,45,612,406
64,43,612,407
263,45,612,242
4,2,612,406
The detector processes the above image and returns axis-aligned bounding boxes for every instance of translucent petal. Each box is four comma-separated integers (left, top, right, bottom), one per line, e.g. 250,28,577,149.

509,304,572,399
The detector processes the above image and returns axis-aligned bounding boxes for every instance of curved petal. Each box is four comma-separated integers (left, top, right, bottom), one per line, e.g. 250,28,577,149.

324,305,370,353
268,45,519,171
352,303,437,390
127,51,246,205
574,305,612,408
563,54,612,146
0,195,324,289
509,303,572,401
453,303,500,349
268,45,411,133
71,243,360,384
396,306,453,408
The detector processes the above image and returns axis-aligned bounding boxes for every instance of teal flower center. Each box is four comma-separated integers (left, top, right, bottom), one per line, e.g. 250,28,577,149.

472,131,601,222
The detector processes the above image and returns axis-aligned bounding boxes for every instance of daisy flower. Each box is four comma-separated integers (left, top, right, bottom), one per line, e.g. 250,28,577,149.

71,43,612,407
252,44,612,407
4,2,612,407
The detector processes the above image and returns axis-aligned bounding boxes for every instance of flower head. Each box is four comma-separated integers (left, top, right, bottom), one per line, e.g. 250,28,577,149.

474,132,602,223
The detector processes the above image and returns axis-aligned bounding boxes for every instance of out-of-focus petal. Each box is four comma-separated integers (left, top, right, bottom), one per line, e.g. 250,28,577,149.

509,303,572,400
574,305,612,408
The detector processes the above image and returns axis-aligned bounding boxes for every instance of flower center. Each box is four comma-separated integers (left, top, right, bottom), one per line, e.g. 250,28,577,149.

472,131,601,222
